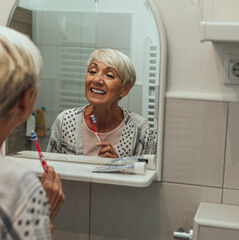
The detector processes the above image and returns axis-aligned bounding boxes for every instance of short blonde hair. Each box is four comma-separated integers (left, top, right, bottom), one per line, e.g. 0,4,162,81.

87,49,136,88
0,26,42,119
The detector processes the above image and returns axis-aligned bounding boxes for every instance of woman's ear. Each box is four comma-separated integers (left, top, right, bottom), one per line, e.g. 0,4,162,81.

120,83,131,98
18,86,38,120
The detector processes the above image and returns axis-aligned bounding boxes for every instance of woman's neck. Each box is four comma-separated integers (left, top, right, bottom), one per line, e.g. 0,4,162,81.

0,119,15,149
85,104,124,133
0,108,22,149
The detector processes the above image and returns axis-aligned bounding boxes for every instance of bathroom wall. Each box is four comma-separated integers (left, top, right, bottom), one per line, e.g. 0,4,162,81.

155,0,239,239
52,0,239,240
2,0,239,239
0,0,16,25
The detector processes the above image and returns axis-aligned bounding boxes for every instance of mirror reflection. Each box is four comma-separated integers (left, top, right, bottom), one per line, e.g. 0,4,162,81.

7,0,160,160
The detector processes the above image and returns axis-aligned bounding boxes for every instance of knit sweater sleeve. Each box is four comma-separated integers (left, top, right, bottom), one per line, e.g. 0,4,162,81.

0,156,51,240
46,111,65,153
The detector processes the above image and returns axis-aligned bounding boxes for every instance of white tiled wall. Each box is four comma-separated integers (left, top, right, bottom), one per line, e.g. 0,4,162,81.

0,0,16,25
153,0,239,237
224,102,239,189
95,13,131,49
53,178,223,240
90,183,161,240
158,183,222,240
163,99,227,187
53,180,90,240
223,189,239,205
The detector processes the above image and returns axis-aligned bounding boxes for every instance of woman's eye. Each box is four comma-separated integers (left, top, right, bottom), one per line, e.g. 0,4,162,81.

106,74,115,79
88,70,96,74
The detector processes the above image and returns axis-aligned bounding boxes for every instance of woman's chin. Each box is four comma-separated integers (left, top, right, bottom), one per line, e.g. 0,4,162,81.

87,95,119,108
88,99,106,106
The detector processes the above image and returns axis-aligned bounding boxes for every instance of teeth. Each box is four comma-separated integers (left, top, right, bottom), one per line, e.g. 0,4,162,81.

91,88,106,95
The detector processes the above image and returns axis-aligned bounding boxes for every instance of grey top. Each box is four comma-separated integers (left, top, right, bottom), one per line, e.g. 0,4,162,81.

47,106,155,157
0,155,51,240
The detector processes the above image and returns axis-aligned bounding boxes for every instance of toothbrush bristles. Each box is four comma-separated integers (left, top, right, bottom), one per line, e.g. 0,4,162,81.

31,130,38,141
90,115,96,123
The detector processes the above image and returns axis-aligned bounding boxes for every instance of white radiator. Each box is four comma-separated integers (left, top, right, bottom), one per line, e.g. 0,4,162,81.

142,37,159,129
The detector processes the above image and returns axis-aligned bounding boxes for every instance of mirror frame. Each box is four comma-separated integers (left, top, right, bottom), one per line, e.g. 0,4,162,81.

2,0,167,182
146,0,167,180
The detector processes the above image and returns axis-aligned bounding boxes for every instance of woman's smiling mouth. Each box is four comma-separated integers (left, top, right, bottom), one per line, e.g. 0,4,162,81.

90,88,106,95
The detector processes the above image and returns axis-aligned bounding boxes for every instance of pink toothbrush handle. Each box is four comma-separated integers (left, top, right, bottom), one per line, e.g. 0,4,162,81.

39,152,48,173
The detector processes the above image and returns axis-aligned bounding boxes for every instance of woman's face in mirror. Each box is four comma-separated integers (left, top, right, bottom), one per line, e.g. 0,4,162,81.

85,61,123,107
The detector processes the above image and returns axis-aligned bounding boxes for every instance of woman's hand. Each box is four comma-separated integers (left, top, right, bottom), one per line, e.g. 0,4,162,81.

41,166,65,222
97,141,118,158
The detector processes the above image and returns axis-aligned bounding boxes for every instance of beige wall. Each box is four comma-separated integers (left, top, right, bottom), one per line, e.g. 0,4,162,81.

154,0,239,239
2,0,239,239
157,0,239,99
0,0,17,26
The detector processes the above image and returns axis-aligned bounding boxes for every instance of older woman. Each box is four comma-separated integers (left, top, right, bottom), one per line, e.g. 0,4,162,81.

0,26,64,238
47,49,151,158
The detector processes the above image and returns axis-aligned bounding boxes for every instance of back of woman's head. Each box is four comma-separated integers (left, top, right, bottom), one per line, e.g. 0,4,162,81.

87,49,136,88
0,26,42,119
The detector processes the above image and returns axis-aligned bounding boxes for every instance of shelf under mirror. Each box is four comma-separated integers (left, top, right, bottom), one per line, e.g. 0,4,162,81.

6,152,157,187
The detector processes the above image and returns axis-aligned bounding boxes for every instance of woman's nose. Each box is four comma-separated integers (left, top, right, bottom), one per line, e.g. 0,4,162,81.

93,73,104,84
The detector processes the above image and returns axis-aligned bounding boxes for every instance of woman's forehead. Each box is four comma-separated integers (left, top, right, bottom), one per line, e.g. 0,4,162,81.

90,61,117,71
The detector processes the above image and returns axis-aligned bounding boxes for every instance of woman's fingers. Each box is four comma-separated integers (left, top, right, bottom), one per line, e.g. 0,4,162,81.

100,152,117,158
50,178,65,220
97,142,118,158
41,166,65,222
49,173,65,219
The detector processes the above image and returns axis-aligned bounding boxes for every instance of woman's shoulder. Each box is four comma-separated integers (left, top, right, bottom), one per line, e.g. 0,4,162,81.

0,155,43,209
0,155,39,186
122,108,148,127
0,156,50,239
122,107,147,122
60,106,85,117
55,106,86,123
0,155,30,177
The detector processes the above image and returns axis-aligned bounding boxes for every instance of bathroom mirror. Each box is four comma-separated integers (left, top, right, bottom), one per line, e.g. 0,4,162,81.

6,0,166,174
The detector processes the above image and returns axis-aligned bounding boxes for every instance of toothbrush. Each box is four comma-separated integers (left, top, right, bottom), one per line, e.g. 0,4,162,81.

31,130,48,173
89,115,102,142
